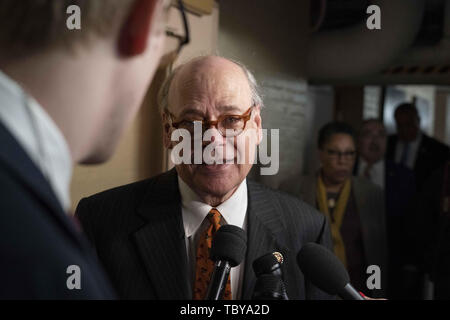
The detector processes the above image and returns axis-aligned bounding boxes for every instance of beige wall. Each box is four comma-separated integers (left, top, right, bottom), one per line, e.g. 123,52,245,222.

218,0,314,188
434,87,450,144
70,5,219,211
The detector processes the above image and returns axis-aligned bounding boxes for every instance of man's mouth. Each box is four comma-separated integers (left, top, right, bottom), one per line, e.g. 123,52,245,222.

197,163,232,173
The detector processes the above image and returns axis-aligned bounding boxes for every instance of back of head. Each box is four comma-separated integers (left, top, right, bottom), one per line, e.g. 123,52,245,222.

0,0,135,61
394,102,420,142
394,102,419,119
0,0,169,164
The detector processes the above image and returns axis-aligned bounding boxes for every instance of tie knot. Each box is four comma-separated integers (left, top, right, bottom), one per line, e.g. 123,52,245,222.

207,208,223,230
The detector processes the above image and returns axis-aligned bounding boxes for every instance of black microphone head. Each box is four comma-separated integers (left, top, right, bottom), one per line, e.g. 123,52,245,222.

296,242,349,295
252,252,284,277
252,274,286,300
210,224,247,267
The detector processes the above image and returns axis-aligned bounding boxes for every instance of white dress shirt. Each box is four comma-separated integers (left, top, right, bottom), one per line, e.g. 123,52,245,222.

0,70,72,212
357,158,385,189
394,133,422,170
178,175,248,300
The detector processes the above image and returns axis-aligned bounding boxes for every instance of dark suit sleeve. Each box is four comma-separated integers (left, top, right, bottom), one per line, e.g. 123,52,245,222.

275,189,336,300
314,211,333,250
434,214,450,299
75,198,97,249
304,214,337,300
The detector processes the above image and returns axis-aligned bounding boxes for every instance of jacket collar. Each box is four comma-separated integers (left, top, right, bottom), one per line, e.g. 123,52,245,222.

133,169,292,300
134,169,190,299
0,121,84,248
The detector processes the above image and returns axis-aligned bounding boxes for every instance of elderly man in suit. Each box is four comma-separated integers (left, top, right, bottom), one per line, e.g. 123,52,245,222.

75,55,334,300
281,122,388,297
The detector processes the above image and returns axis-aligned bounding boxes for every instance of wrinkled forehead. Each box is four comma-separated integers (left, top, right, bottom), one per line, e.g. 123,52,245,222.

167,59,252,116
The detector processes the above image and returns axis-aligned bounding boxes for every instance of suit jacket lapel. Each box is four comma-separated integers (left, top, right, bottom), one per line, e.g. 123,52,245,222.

242,181,292,300
133,169,190,299
386,135,397,161
0,122,85,248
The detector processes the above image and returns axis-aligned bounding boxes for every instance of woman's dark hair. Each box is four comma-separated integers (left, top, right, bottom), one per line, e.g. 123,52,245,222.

318,122,356,149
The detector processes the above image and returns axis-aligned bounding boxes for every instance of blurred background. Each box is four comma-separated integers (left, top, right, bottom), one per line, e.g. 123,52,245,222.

71,0,450,207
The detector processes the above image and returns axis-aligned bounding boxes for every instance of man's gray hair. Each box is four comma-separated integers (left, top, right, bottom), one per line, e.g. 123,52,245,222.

157,56,264,114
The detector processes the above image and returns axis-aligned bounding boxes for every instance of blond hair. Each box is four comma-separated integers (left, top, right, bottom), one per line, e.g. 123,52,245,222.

0,0,136,59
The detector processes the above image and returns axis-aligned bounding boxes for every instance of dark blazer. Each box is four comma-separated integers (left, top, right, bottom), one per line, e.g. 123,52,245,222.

408,162,450,298
279,174,388,296
75,169,335,300
386,133,450,191
0,122,115,299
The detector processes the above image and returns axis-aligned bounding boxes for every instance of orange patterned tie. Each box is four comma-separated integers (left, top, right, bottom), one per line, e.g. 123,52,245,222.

193,208,232,300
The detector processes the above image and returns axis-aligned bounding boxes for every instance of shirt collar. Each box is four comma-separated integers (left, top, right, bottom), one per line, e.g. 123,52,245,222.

359,157,384,171
400,131,422,147
0,70,72,212
178,175,248,238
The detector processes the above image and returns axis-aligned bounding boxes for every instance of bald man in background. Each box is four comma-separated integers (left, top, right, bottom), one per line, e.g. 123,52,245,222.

0,0,169,299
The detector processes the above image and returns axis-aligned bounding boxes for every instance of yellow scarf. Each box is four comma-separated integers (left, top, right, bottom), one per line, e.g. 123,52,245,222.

316,174,351,267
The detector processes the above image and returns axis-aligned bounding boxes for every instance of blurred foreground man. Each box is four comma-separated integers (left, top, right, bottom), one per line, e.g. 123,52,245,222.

0,0,169,299
76,56,334,300
281,122,387,297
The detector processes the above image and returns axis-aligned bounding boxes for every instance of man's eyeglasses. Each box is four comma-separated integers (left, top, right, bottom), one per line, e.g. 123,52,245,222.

325,149,356,160
166,0,190,54
167,106,255,137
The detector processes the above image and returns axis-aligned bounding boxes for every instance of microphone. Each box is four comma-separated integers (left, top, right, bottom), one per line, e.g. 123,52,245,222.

253,274,288,300
205,224,247,300
252,252,289,300
297,243,365,300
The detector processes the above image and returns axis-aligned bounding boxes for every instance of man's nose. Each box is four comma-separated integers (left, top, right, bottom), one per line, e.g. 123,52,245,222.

201,127,224,147
337,154,350,163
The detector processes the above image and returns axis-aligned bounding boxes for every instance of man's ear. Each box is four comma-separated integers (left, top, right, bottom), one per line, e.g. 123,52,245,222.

253,106,263,145
162,112,173,149
118,0,162,57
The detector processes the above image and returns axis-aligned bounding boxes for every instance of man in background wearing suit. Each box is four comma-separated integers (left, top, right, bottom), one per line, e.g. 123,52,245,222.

386,103,450,299
281,122,388,298
355,119,416,299
386,103,450,192
75,55,334,300
0,0,169,299
412,161,450,299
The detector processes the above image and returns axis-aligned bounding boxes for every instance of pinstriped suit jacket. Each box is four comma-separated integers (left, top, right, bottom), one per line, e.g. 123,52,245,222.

75,169,335,300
